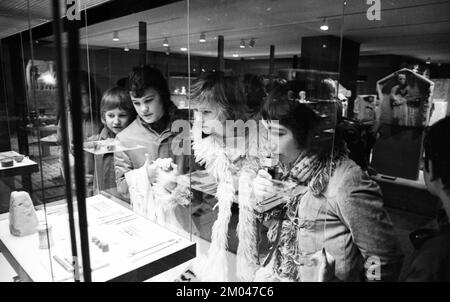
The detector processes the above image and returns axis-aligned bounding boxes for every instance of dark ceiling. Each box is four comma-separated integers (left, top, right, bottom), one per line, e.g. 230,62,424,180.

2,0,450,64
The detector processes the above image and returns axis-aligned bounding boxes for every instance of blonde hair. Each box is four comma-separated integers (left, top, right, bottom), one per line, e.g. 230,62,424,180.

190,73,248,121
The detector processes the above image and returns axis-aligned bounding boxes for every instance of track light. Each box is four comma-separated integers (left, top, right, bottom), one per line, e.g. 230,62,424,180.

112,31,120,41
320,18,329,31
248,38,255,48
199,32,206,43
163,37,169,47
240,39,245,49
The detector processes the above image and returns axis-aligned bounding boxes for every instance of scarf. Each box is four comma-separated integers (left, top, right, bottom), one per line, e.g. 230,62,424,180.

192,123,259,281
264,150,347,281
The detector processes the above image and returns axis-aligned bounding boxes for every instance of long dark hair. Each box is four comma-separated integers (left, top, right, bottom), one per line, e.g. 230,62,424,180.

261,83,344,160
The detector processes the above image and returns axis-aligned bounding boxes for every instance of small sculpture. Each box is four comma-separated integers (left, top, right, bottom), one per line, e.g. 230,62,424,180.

9,191,38,237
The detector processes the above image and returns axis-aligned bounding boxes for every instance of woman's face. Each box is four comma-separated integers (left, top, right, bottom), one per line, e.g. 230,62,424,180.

265,120,301,164
80,85,91,116
130,88,165,124
68,83,91,116
193,102,225,136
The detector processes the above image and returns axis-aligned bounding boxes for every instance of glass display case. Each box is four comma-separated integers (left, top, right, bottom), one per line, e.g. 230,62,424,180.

2,0,447,283
0,0,345,282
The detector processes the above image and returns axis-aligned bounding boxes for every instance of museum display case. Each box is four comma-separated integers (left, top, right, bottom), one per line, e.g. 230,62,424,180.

1,0,449,283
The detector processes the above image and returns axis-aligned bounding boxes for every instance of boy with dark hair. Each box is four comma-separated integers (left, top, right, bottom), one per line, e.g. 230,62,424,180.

114,65,183,198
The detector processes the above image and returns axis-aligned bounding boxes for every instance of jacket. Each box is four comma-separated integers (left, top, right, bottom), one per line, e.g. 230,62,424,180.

404,228,450,281
288,158,404,281
114,117,185,199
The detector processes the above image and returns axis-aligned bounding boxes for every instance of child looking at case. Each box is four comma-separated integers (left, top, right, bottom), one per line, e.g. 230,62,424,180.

87,87,136,192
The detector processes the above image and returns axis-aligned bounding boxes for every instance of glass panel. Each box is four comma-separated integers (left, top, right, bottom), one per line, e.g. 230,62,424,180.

77,0,195,281
186,0,344,282
341,0,450,282
0,0,80,282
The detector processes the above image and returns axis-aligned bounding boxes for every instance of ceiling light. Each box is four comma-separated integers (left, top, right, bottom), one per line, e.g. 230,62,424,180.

240,39,246,49
163,37,169,47
232,53,239,58
199,33,206,43
165,47,171,55
320,18,329,31
112,31,120,41
249,38,255,48
438,61,442,67
426,57,431,65
124,44,130,52
180,47,188,52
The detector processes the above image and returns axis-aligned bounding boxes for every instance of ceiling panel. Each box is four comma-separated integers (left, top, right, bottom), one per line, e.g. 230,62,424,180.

0,0,111,39
3,0,450,63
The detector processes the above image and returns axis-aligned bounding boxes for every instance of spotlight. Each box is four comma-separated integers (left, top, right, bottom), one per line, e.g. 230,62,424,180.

426,57,431,65
248,38,255,48
112,31,120,41
240,39,245,49
320,18,329,31
163,37,169,47
199,33,206,43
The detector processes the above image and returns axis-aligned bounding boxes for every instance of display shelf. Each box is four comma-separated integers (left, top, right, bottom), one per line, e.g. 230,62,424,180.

83,140,145,155
0,194,196,282
0,151,39,178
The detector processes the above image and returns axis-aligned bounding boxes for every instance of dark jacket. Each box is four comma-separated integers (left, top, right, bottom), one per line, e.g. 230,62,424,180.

404,228,450,282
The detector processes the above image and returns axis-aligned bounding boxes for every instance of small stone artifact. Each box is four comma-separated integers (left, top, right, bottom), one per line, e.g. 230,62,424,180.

9,191,39,236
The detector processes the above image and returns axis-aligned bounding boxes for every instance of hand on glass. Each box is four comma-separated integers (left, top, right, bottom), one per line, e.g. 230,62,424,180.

253,169,277,204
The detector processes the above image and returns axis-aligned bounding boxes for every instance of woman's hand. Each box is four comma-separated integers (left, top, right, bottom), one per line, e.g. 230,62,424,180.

253,169,277,203
291,155,318,182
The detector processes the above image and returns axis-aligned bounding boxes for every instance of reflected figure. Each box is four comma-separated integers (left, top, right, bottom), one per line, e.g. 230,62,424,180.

390,72,422,127
404,117,450,281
